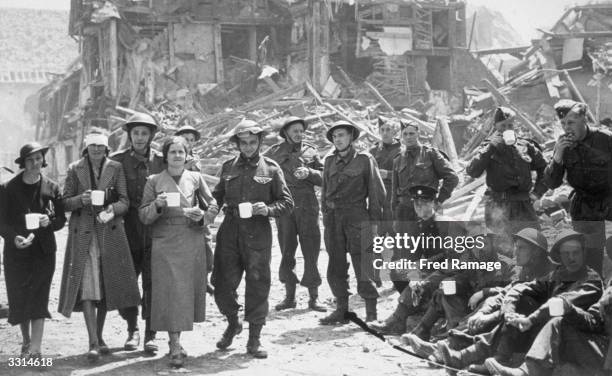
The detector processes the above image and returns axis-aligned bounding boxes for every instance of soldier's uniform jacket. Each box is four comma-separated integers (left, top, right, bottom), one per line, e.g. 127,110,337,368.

391,144,458,210
321,147,385,221
110,148,165,210
213,154,293,217
369,139,401,192
263,141,323,191
501,265,603,328
467,135,548,198
544,127,612,220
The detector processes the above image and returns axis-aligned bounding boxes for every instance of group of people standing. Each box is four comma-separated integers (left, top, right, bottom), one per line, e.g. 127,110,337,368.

1,97,612,374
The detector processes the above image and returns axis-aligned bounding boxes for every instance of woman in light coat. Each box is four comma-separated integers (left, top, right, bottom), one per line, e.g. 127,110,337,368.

139,136,217,367
58,129,140,361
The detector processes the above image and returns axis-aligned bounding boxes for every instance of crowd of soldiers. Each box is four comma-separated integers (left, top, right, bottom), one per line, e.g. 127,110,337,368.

3,96,612,375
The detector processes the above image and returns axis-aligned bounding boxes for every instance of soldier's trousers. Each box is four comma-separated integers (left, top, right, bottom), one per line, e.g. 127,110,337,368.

276,204,322,288
526,317,608,374
119,211,153,332
323,207,379,300
573,220,606,276
212,215,271,325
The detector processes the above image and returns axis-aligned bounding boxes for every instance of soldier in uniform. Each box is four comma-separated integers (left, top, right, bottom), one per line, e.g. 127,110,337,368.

466,106,548,247
319,121,386,325
390,120,458,292
544,99,612,275
212,119,293,358
370,117,402,235
110,113,164,353
263,116,326,312
175,125,214,295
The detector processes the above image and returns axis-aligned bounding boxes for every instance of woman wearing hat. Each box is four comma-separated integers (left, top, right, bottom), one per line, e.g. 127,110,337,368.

58,128,141,361
139,136,218,367
0,142,66,359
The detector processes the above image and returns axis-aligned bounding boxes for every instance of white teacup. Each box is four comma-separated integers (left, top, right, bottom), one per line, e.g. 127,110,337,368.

549,297,565,317
25,213,40,230
166,192,181,207
91,190,105,206
441,280,456,295
502,130,516,146
239,202,253,218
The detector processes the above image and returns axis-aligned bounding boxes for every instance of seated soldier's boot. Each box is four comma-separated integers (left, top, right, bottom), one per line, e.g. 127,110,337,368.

438,341,488,369
365,298,377,322
467,363,491,375
319,296,349,325
370,303,409,335
484,358,528,376
308,287,327,312
400,333,437,358
246,324,268,359
216,314,243,349
275,284,296,311
410,305,440,341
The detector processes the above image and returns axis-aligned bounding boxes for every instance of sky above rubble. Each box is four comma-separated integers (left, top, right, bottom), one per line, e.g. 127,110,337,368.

0,0,597,41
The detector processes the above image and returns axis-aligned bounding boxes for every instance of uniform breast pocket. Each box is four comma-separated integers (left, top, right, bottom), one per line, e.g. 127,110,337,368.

585,157,610,185
338,168,361,185
223,174,241,199
414,161,434,182
253,175,273,201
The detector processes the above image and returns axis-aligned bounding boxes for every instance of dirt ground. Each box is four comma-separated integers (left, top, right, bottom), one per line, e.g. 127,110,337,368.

0,216,448,376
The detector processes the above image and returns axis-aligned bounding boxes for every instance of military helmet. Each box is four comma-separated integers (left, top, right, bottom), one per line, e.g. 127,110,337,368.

122,112,159,133
279,116,307,139
229,119,266,144
512,228,548,253
326,121,360,143
175,125,201,141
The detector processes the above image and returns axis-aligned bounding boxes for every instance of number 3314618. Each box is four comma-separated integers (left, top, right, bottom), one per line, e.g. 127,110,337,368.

8,357,53,367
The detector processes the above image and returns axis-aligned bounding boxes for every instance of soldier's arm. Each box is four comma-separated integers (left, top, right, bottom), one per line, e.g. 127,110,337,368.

212,164,227,208
564,301,605,333
529,144,549,197
432,150,459,203
466,144,493,178
197,174,219,216
543,157,565,190
321,158,329,215
305,153,323,186
267,167,294,217
526,277,603,327
501,277,551,316
366,155,385,221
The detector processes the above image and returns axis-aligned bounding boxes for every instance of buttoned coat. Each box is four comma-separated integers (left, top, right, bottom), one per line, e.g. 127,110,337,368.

58,157,140,317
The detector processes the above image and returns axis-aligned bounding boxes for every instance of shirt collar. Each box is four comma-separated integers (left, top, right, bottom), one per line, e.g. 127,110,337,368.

405,143,422,156
130,146,151,162
334,146,356,164
237,153,261,167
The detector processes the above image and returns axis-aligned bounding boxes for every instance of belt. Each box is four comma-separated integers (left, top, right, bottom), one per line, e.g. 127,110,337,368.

158,217,191,225
223,206,240,216
326,201,366,210
485,190,530,201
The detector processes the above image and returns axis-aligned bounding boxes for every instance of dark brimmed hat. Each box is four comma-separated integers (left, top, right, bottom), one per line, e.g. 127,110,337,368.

15,142,49,165
512,228,548,253
549,229,585,263
326,121,360,143
175,125,201,141
494,107,516,124
279,116,307,139
122,112,159,133
408,185,438,201
230,119,266,144
554,99,587,120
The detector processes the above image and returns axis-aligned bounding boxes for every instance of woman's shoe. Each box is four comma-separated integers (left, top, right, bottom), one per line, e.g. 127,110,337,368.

98,340,110,355
20,342,31,358
168,341,185,368
170,353,184,368
87,344,100,362
167,341,187,358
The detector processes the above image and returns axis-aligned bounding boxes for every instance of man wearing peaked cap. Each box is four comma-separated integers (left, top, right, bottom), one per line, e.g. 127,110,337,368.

545,98,612,275
319,119,385,325
211,117,293,358
466,106,548,253
110,112,165,353
263,116,326,312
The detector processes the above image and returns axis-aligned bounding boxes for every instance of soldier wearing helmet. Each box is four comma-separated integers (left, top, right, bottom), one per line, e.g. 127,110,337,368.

211,118,293,358
319,121,386,325
110,112,165,354
263,116,326,313
175,125,202,171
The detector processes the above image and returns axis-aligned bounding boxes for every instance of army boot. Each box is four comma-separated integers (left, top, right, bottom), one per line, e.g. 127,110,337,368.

216,314,243,349
308,287,327,312
370,303,410,335
319,296,349,325
437,341,490,369
246,324,268,359
365,298,377,322
275,284,297,311
411,305,440,340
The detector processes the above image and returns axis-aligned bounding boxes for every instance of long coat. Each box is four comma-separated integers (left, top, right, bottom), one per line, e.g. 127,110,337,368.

58,157,140,317
139,169,217,332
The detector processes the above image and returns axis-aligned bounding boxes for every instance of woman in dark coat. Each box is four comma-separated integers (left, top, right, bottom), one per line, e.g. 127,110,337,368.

0,142,66,359
58,129,140,361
